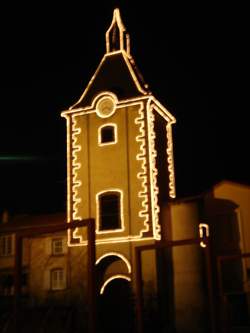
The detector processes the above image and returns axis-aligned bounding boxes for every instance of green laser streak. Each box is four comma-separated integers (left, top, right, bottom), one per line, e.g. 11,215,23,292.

0,155,43,161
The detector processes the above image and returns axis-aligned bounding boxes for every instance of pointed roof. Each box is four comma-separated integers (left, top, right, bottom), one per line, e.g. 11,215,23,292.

105,8,130,55
70,9,150,110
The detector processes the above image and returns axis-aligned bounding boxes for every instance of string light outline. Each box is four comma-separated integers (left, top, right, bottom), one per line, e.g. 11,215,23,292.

98,123,118,146
100,274,131,295
96,95,117,118
135,105,150,234
105,8,130,56
96,252,132,273
199,223,209,248
151,102,176,199
147,102,161,239
69,49,147,111
62,96,176,246
60,4,176,245
96,189,125,234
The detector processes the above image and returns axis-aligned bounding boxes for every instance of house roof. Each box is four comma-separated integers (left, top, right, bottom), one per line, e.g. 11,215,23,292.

69,8,150,110
212,179,250,191
70,51,150,110
0,212,66,233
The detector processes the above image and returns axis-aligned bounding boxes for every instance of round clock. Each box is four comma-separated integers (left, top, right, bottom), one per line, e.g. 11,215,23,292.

96,96,116,118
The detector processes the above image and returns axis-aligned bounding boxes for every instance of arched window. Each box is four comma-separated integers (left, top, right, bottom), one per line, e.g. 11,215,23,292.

98,191,121,231
99,124,117,145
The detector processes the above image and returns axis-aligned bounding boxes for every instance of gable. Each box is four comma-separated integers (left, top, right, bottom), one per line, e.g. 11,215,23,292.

70,52,149,109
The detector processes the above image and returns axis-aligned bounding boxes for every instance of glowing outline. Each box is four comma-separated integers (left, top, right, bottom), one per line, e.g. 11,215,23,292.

100,274,131,295
166,123,176,198
71,115,84,243
199,223,209,248
151,100,176,199
96,189,124,234
68,50,147,111
135,105,150,235
59,6,177,247
105,8,130,56
96,95,116,118
62,96,176,246
147,102,161,239
98,123,118,146
96,252,132,273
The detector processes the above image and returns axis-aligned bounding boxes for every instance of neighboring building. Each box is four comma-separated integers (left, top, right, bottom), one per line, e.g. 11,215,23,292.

209,180,250,257
1,179,249,331
0,213,68,303
204,181,250,297
169,181,250,330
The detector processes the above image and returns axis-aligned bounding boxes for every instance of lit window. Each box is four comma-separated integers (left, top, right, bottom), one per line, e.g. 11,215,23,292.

99,192,121,230
0,235,13,256
52,238,63,255
99,125,117,145
51,268,65,290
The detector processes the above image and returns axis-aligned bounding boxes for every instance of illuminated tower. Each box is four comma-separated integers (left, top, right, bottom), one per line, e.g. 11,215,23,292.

61,9,176,294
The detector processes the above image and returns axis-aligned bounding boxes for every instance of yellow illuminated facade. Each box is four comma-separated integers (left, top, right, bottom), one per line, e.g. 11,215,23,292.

61,8,176,293
1,10,248,331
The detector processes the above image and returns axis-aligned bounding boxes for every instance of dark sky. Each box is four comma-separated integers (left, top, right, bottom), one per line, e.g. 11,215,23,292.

0,1,249,214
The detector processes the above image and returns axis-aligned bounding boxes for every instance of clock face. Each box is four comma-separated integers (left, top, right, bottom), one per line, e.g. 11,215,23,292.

96,96,116,118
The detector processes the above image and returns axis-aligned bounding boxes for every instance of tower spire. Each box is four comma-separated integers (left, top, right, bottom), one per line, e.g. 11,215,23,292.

105,8,130,56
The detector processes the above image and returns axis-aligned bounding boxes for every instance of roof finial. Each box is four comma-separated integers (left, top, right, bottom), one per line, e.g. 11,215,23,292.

105,8,130,56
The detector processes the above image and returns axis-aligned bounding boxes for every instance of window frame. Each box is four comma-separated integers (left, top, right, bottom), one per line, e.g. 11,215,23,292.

98,123,117,146
96,189,124,234
50,268,65,291
0,235,13,257
51,238,64,256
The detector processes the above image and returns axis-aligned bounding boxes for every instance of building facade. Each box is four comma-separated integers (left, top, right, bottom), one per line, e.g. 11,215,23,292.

61,8,176,296
0,8,249,333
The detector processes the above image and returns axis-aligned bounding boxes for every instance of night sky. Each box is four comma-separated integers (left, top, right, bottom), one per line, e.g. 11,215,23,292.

0,1,249,214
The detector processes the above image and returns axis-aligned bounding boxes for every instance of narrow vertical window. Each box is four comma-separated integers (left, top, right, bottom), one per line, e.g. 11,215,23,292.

0,235,13,256
99,192,121,230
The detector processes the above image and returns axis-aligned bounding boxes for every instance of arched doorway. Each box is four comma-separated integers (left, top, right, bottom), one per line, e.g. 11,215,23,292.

98,278,135,333
95,253,135,333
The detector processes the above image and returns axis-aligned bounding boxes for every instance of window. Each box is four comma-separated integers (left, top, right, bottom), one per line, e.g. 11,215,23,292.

0,235,13,256
52,238,63,255
99,191,121,231
96,96,116,118
0,273,14,296
51,268,65,290
247,269,250,282
99,124,117,145
0,271,28,296
21,272,28,294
